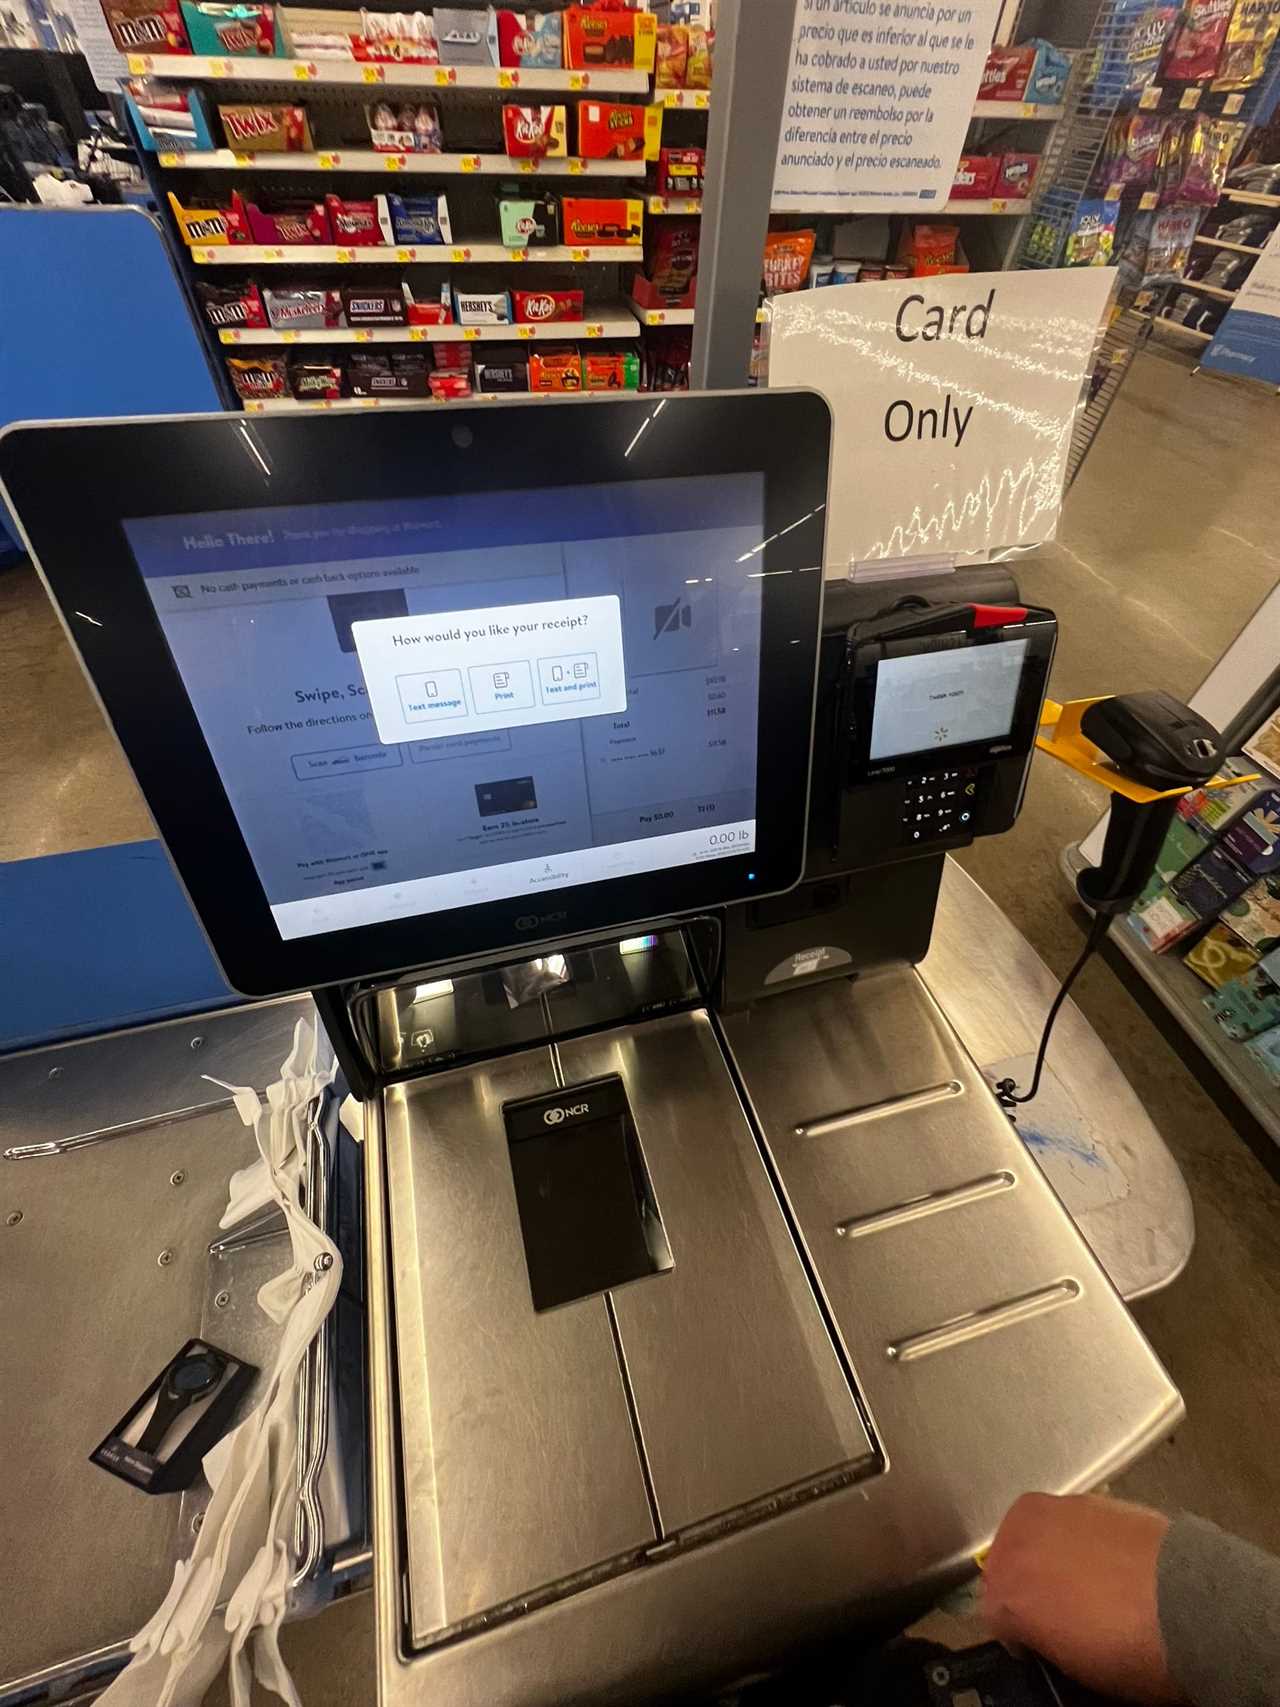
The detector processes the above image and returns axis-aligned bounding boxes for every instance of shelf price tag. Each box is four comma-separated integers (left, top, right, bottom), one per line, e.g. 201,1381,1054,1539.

990,197,1008,212
434,68,454,85
384,154,406,170
1139,189,1158,209
498,70,517,87
408,327,428,340
1224,93,1244,114
585,323,603,337
294,61,318,78
232,152,253,165
450,247,470,262
460,154,481,172
571,247,590,261
396,246,415,261
647,310,664,324
158,152,179,167
517,325,535,338
354,329,372,342
265,246,285,259
508,247,529,261
517,159,538,174
569,158,587,174
220,329,240,343
1105,181,1123,201
569,72,587,89
693,91,710,108
210,58,233,75
126,54,151,72
1179,86,1201,109
335,247,356,262
317,152,339,169
1139,84,1161,109
463,327,481,339
362,65,384,83
281,330,300,343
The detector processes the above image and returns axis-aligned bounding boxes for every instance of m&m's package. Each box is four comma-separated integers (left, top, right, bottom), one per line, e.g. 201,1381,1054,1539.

228,356,288,401
1160,0,1234,81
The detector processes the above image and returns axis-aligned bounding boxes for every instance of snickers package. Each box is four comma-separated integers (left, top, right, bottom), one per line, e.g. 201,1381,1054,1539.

341,285,407,326
349,351,431,397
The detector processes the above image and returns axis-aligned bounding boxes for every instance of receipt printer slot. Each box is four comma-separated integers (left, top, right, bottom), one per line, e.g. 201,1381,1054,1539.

505,1075,673,1313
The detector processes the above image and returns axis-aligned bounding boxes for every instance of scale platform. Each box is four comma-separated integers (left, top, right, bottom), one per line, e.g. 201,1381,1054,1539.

365,939,1181,1706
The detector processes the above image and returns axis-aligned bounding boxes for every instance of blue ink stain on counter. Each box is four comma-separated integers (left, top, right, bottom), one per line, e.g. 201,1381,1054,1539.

1019,1126,1105,1167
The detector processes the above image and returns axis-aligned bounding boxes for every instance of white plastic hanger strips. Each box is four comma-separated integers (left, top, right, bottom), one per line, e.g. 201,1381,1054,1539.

99,1017,340,1707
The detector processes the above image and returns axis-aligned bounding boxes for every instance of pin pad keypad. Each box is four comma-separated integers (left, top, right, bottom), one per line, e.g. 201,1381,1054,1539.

900,766,980,844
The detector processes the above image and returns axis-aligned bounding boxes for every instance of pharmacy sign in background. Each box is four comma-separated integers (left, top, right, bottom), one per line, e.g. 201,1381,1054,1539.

773,0,1002,214
1200,223,1280,386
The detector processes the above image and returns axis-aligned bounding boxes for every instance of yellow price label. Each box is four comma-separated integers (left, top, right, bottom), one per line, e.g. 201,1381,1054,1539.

264,247,285,259
569,72,587,89
281,331,299,343
354,329,372,342
1139,190,1158,209
585,324,603,337
460,155,481,172
126,54,150,72
1104,181,1123,201
990,198,1008,212
159,151,179,167
210,58,232,75
219,329,240,343
464,327,481,339
232,152,253,165
245,400,264,412
293,61,317,79
508,247,528,261
434,68,451,85
1139,84,1161,108
694,91,710,108
335,247,356,262
571,247,589,261
517,325,535,338
451,247,468,262
498,70,516,88
1179,85,1201,108
193,247,214,262
384,154,406,170
518,159,537,173
646,311,664,324
1225,93,1244,114
362,64,384,83
569,158,586,174
396,247,414,262
317,152,338,169
408,327,428,340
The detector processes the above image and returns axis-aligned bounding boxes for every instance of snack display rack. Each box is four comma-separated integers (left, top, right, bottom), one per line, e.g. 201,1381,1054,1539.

118,10,681,409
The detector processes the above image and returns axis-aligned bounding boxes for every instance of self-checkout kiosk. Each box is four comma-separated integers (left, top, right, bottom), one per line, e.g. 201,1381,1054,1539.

0,394,1181,1707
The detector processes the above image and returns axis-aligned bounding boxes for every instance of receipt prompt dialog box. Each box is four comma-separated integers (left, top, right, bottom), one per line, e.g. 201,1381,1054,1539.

353,595,627,745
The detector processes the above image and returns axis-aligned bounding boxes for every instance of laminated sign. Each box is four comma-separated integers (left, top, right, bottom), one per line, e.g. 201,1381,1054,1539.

769,268,1117,571
773,0,1002,213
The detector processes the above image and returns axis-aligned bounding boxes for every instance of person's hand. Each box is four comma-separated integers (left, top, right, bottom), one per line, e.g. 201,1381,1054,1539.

981,1492,1182,1703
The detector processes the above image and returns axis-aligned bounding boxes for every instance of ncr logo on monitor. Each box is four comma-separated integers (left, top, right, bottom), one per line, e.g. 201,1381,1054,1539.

514,909,568,932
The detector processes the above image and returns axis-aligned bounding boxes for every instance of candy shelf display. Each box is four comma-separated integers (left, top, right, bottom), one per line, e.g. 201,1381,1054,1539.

109,2,674,406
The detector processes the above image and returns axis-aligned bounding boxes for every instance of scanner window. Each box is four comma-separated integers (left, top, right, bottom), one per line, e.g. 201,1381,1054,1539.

504,1074,673,1312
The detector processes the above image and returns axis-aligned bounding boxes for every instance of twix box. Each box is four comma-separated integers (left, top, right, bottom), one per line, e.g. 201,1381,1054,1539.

219,103,311,152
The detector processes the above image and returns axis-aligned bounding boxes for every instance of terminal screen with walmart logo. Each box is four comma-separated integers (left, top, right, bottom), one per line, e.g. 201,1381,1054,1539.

125,475,764,942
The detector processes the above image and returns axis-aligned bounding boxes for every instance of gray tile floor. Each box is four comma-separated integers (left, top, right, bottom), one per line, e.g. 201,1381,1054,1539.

4,347,1280,1703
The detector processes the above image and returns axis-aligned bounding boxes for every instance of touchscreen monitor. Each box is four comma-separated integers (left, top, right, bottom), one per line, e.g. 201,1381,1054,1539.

0,396,829,993
124,476,766,944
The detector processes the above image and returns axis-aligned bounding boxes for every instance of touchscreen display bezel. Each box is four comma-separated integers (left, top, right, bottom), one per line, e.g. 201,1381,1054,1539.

0,394,830,995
